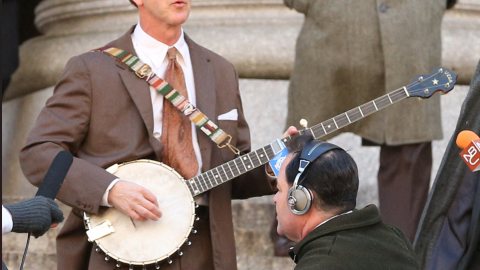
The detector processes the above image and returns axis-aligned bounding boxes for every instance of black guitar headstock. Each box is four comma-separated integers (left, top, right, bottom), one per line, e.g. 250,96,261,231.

407,67,457,98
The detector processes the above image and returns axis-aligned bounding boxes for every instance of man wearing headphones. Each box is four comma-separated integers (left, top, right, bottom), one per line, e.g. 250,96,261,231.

273,133,419,270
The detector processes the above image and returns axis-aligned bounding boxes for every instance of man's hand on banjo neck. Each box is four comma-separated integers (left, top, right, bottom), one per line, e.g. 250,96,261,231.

108,180,162,222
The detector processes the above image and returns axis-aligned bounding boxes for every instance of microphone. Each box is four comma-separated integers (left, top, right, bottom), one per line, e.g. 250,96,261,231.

456,130,480,172
18,151,73,270
35,151,74,199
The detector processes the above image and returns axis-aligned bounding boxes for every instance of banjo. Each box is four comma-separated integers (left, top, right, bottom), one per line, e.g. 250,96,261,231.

84,67,457,269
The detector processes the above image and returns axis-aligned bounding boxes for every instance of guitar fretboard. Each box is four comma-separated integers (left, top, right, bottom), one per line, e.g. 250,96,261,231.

186,146,276,195
306,87,408,139
186,87,409,196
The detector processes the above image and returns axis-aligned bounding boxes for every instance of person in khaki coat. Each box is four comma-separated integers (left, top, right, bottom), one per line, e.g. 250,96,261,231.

19,1,275,269
282,0,456,242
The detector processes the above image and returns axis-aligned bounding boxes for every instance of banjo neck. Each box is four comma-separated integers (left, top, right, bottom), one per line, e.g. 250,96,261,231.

185,67,457,196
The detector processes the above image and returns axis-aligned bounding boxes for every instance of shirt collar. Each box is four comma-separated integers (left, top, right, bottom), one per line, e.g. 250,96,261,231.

314,210,353,230
132,24,188,69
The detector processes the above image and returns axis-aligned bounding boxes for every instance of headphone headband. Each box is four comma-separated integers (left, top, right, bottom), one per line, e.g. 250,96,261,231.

292,141,342,189
288,140,343,215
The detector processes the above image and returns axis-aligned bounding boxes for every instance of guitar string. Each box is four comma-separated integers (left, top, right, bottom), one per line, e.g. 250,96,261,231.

306,81,453,141
194,76,454,191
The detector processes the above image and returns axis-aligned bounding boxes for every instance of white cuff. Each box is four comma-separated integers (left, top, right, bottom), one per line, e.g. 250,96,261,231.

101,179,121,207
2,206,13,234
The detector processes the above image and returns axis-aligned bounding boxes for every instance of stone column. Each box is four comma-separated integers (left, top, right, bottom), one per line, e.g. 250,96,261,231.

442,0,480,84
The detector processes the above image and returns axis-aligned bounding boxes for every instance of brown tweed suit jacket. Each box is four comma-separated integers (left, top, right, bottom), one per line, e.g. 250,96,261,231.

19,26,275,270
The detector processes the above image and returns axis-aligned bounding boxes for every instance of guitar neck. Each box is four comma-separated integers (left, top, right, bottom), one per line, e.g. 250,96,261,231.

186,86,410,196
304,87,409,139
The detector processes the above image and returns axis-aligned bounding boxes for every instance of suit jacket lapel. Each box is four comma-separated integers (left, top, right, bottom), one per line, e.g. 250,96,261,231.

186,34,216,172
108,26,164,158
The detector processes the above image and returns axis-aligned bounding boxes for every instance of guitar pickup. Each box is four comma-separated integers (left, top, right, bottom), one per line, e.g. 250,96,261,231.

86,220,115,242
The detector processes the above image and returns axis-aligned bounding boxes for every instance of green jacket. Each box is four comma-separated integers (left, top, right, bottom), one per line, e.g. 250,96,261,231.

290,205,419,270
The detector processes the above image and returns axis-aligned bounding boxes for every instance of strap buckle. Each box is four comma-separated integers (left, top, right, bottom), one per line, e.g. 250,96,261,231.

218,135,240,156
136,64,152,79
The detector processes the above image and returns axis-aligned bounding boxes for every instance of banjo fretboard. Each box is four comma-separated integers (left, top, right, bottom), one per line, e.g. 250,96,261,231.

185,67,457,196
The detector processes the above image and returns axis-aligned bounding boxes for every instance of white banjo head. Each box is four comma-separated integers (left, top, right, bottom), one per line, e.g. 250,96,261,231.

84,160,195,265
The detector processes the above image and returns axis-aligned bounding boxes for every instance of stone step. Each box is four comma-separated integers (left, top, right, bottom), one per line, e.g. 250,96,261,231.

237,255,293,270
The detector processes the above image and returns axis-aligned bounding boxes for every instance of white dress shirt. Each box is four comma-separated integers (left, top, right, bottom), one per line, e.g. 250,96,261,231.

101,24,203,206
2,206,13,234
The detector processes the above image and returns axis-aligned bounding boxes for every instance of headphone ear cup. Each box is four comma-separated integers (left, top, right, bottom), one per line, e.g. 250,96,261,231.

287,185,312,215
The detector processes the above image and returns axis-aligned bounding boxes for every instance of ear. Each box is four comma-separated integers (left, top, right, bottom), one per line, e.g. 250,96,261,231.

132,0,143,6
308,189,315,211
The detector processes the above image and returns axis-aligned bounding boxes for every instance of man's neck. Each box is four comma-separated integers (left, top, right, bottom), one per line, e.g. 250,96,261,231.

138,20,182,46
298,211,336,240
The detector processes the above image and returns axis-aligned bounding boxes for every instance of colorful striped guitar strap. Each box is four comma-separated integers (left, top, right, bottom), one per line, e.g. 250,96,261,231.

93,46,240,155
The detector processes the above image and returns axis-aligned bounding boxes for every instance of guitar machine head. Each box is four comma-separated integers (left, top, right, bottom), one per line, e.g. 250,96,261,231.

407,67,458,99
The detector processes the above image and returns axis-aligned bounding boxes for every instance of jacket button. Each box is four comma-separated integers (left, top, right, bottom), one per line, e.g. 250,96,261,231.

379,4,388,12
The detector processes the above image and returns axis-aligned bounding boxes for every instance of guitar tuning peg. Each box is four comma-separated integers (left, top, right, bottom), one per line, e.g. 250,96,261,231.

300,119,308,128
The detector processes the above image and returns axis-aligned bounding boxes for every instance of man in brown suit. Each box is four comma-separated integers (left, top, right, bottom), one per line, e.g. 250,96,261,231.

19,0,275,269
281,0,457,243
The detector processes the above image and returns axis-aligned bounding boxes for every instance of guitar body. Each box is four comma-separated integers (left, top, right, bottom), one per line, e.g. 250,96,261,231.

84,160,195,266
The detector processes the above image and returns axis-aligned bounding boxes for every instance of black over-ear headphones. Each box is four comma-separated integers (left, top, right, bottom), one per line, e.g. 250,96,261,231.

287,140,342,215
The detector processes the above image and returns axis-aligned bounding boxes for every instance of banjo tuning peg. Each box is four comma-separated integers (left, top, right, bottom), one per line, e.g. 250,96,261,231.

195,216,200,221
155,261,160,269
178,248,183,256
300,118,308,128
167,256,173,264
105,254,110,261
116,261,121,268
186,238,192,246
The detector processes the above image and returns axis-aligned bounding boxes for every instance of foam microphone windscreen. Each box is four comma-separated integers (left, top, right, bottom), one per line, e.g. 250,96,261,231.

35,151,74,199
456,130,480,149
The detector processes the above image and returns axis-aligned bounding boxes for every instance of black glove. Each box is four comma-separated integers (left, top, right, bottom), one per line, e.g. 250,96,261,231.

3,196,64,238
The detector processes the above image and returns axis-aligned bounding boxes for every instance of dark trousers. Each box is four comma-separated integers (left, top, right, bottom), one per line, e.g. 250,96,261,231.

378,142,432,242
